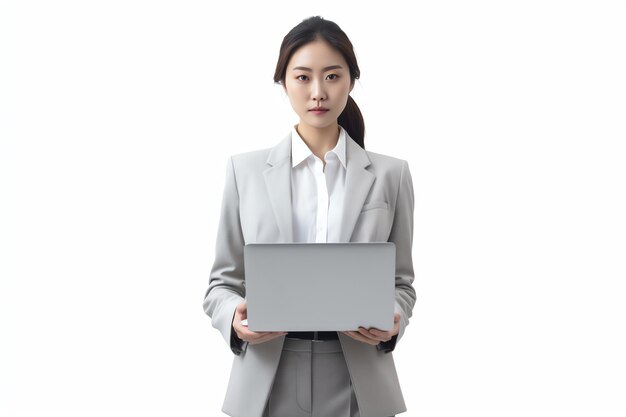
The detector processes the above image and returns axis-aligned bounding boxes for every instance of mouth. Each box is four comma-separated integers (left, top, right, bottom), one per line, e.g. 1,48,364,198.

309,107,329,111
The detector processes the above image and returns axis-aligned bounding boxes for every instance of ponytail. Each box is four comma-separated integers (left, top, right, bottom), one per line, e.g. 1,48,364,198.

338,95,365,149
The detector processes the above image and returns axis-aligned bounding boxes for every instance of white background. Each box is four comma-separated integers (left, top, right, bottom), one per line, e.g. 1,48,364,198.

1,1,625,416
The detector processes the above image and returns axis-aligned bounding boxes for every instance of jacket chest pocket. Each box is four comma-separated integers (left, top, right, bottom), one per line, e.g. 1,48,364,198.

360,200,389,212
352,201,391,242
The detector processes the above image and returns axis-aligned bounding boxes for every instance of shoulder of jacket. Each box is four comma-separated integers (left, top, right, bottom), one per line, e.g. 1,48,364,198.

228,147,272,166
230,147,271,160
364,150,408,171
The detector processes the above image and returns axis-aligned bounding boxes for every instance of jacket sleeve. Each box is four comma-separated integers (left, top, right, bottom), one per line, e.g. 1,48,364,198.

202,156,249,355
377,159,416,353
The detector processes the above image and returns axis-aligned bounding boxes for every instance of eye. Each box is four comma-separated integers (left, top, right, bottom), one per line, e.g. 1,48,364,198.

295,74,340,82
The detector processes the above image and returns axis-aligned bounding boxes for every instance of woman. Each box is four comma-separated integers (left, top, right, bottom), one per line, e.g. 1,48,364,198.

203,16,416,417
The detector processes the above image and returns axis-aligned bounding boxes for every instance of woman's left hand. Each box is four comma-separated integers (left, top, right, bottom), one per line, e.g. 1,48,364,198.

341,312,400,346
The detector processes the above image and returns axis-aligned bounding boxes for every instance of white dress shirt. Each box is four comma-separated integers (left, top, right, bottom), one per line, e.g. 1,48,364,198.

290,124,347,243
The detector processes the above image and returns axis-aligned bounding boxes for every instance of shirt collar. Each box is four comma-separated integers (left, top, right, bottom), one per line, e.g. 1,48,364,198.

291,124,347,169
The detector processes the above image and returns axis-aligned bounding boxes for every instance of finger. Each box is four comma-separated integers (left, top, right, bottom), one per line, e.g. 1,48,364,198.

368,328,392,342
357,327,385,342
233,325,256,340
247,334,273,344
248,332,286,345
233,309,246,324
353,331,379,345
236,303,248,319
345,330,378,345
240,329,287,343
233,321,255,336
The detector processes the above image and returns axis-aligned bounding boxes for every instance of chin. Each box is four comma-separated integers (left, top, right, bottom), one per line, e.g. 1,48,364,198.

303,116,337,129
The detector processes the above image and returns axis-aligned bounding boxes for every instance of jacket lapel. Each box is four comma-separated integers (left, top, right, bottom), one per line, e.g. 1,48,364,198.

339,134,375,242
263,132,294,243
263,129,375,243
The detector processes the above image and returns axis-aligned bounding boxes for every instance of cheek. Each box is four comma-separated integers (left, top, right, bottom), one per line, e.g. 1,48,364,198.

334,83,351,102
335,87,351,110
285,86,307,103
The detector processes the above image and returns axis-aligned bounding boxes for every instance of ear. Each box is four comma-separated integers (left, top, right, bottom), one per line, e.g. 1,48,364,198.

349,79,355,93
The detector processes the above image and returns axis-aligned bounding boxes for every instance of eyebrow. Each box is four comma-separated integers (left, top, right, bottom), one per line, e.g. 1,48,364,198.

291,65,344,72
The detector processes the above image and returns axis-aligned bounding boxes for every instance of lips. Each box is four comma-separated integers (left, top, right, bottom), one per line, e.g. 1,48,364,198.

309,107,329,111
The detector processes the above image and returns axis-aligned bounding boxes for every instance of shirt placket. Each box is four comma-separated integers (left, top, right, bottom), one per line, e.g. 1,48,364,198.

310,156,328,243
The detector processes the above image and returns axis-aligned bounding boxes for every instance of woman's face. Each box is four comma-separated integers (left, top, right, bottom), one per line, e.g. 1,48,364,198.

283,39,354,131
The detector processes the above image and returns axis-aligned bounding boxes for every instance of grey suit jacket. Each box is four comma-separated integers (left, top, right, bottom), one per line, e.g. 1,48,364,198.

202,129,416,417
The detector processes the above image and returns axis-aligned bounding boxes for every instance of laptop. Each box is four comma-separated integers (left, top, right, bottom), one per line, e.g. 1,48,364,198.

243,242,396,332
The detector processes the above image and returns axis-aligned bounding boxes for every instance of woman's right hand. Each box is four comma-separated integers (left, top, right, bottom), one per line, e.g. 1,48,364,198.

232,301,287,344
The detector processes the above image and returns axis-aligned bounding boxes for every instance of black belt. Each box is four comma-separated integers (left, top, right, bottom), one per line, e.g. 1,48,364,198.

286,331,339,341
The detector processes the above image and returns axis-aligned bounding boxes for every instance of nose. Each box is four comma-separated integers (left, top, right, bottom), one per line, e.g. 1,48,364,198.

311,78,326,103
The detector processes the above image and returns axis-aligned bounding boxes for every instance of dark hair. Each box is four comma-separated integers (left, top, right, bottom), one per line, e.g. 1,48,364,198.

273,16,365,149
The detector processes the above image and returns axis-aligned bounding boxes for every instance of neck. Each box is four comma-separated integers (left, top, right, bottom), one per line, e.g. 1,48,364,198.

296,122,340,161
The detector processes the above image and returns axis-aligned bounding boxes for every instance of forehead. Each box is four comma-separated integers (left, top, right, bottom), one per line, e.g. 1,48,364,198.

288,40,347,70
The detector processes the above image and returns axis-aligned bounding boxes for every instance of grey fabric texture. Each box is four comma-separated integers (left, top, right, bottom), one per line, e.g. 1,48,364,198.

203,130,415,417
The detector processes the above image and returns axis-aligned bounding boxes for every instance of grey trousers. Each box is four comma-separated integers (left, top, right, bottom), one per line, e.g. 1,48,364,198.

262,337,394,417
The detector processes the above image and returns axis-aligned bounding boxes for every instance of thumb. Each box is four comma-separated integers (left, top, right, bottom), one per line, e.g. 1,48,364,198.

236,301,247,314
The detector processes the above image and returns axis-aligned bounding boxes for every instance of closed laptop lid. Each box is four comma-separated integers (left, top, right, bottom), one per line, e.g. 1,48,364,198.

243,242,395,332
